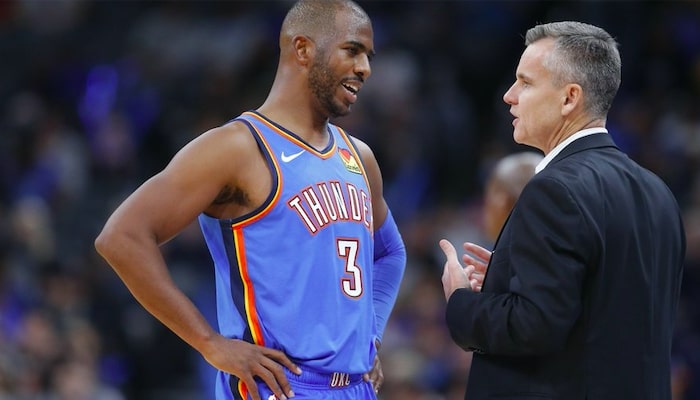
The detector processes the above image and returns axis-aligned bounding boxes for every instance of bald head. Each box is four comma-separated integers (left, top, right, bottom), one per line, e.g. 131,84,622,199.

263,0,374,120
483,152,543,241
490,152,543,199
280,0,369,46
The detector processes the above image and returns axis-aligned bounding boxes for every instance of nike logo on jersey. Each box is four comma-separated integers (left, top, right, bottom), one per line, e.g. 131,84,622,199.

281,150,305,163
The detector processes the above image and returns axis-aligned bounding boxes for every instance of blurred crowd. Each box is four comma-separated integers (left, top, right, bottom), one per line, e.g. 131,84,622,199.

0,1,699,399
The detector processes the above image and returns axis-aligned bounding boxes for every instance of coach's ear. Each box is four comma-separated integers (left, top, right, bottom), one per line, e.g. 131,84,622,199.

561,83,583,117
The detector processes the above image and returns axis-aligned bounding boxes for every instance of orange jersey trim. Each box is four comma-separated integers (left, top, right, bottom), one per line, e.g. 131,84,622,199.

237,380,248,399
233,227,265,346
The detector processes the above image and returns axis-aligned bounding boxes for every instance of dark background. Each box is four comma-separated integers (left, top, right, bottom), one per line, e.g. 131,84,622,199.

1,1,699,399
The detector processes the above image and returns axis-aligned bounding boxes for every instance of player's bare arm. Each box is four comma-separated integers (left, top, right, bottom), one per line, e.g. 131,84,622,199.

94,122,299,400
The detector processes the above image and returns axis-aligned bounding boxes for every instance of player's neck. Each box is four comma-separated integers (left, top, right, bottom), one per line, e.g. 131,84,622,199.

256,102,330,149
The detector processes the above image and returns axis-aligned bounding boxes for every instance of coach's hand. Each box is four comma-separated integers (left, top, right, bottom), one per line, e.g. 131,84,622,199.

202,335,301,400
462,242,491,292
440,239,475,300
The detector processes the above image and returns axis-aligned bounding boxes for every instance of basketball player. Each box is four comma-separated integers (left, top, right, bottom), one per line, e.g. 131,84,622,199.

94,1,406,400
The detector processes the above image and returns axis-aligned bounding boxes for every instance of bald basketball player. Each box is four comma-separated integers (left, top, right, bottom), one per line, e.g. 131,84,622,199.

94,1,406,399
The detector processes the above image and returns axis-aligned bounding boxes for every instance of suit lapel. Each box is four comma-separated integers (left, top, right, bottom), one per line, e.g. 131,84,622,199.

481,209,512,291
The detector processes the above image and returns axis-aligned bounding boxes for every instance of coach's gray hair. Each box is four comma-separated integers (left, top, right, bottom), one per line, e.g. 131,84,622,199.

525,21,621,119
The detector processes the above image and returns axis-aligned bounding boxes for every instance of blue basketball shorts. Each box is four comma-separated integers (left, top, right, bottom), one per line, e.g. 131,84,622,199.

254,368,377,400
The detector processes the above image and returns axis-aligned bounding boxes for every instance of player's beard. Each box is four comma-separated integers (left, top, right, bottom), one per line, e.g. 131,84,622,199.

308,54,349,118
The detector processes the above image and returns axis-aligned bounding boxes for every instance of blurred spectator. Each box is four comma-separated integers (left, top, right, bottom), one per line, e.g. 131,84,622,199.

482,151,543,243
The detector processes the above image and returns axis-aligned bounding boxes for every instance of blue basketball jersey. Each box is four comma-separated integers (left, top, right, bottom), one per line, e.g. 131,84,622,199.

198,111,378,399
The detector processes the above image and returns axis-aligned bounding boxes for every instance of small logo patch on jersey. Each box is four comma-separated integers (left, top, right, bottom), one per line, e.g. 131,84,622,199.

281,150,305,163
338,148,361,174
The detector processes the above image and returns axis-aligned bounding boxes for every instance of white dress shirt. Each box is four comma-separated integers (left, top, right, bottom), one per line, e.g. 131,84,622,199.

535,127,608,174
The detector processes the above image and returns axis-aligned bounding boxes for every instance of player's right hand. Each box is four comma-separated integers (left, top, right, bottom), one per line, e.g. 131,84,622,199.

202,335,301,400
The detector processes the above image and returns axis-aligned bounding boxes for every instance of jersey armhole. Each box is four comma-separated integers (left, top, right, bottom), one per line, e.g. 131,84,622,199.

216,116,282,227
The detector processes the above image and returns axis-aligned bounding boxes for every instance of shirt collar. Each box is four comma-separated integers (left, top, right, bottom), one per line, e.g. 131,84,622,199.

535,127,608,174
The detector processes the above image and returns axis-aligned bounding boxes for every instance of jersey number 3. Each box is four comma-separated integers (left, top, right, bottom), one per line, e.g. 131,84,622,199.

337,239,363,298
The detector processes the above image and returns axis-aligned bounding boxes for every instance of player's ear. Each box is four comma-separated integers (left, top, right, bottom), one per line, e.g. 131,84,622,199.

292,35,315,66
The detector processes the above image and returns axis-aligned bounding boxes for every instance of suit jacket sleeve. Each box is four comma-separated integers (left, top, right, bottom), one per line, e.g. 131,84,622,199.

446,176,594,355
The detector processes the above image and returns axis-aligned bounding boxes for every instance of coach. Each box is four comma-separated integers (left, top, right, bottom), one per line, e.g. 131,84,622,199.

439,21,686,399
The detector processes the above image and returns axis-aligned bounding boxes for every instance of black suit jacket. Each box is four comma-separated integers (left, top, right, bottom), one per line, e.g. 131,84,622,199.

446,133,686,399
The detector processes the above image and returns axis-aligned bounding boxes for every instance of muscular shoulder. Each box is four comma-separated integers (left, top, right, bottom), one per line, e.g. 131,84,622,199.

196,119,273,215
164,119,265,209
175,120,261,177
197,119,258,158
